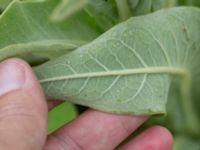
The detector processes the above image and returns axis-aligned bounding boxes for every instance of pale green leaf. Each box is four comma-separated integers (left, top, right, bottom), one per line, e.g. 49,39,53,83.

35,7,200,135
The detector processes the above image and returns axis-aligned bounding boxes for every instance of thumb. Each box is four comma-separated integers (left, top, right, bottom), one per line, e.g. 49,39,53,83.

0,59,47,150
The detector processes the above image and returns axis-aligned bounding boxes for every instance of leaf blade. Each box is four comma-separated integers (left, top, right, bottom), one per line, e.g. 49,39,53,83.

35,7,200,122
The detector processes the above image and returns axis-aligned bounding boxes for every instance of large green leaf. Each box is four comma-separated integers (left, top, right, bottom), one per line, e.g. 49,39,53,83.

0,0,100,63
35,7,200,134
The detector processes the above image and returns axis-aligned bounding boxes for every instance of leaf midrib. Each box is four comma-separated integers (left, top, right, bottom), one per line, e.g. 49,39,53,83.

39,67,191,83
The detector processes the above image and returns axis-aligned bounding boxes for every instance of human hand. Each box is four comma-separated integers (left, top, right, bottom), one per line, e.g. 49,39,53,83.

0,59,173,150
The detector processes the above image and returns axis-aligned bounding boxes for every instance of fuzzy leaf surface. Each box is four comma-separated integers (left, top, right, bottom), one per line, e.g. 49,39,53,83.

36,7,200,118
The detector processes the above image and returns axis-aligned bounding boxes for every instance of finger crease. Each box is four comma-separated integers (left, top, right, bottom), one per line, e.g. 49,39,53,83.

65,133,84,150
51,133,84,150
49,134,68,150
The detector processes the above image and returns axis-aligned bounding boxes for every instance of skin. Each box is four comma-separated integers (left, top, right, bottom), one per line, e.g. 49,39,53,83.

0,58,173,150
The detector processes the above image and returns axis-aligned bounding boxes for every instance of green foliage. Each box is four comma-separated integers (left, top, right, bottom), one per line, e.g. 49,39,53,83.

130,0,152,15
0,0,200,148
115,0,131,20
174,136,200,150
50,0,88,22
48,102,77,134
0,0,100,64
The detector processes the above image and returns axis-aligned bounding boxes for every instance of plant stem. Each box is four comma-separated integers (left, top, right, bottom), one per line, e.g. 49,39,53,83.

115,0,132,21
180,73,200,136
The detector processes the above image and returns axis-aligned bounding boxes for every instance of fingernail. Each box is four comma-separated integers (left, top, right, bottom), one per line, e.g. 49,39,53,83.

0,61,25,95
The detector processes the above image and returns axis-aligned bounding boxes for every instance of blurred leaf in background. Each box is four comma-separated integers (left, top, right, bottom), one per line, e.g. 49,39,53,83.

51,0,118,31
0,0,12,10
178,0,200,7
0,0,101,65
48,101,78,134
174,136,200,150
50,0,88,22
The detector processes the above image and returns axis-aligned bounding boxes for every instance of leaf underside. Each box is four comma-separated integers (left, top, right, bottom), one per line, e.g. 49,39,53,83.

35,7,200,116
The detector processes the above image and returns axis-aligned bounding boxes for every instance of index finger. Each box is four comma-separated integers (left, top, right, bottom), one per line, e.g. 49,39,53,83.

45,109,148,150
